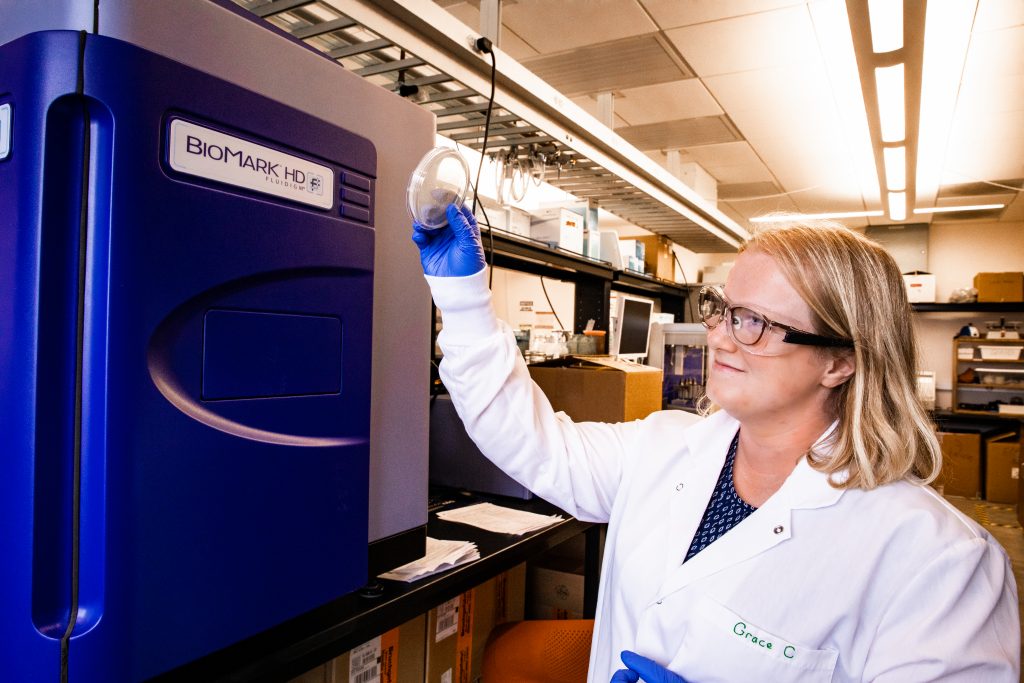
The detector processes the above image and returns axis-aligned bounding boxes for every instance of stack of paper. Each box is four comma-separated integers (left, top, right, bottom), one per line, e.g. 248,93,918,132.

378,537,480,583
436,502,564,535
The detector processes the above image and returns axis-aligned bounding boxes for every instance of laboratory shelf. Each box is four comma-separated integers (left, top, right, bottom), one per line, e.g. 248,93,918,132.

154,491,596,682
912,302,1024,313
231,0,748,253
479,225,615,281
612,270,692,299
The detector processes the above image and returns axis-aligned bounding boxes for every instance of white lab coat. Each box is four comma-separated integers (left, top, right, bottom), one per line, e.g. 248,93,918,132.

428,270,1020,682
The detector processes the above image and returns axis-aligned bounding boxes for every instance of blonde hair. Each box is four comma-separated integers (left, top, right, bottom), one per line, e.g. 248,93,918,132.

711,220,941,490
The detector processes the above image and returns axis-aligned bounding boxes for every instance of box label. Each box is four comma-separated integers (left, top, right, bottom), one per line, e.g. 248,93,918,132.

349,637,381,683
435,597,459,642
0,103,10,160
168,118,332,209
380,627,400,683
457,591,474,683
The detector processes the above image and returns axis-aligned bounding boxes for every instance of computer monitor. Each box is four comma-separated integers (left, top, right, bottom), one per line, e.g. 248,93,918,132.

611,294,655,361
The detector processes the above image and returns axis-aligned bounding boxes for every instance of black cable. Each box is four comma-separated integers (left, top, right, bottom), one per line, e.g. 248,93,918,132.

465,172,495,290
539,276,566,331
469,42,498,289
671,250,697,323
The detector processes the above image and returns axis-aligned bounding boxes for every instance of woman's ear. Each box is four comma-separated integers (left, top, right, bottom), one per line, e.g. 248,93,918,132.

821,350,856,389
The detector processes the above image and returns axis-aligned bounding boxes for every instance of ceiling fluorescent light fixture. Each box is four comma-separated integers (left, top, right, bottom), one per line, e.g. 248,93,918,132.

750,210,884,223
916,0,978,206
888,191,906,221
883,146,906,191
913,204,1005,214
867,0,903,52
808,1,880,203
875,64,905,142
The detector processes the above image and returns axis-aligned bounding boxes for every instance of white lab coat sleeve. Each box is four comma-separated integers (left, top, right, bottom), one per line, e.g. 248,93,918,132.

864,536,1019,681
426,269,640,523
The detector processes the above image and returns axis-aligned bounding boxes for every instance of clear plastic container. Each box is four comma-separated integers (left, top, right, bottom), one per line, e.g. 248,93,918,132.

407,147,470,230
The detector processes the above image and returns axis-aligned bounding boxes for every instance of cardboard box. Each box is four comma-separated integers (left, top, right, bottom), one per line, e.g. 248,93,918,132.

287,665,329,683
531,208,585,254
902,272,936,303
425,565,526,683
528,356,662,423
915,371,936,410
934,432,982,498
506,206,531,238
315,614,426,683
985,433,1021,504
599,230,624,269
635,235,675,281
618,238,645,274
974,272,1024,302
526,555,585,621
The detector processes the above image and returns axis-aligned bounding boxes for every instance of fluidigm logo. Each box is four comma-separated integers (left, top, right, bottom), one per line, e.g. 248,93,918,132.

168,118,333,209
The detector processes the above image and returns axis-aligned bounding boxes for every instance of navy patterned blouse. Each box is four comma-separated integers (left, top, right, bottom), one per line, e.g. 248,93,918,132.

684,432,757,562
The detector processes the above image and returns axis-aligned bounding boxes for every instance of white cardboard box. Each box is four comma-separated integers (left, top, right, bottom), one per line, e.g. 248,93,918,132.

902,272,936,303
526,562,584,621
599,230,623,269
531,208,585,254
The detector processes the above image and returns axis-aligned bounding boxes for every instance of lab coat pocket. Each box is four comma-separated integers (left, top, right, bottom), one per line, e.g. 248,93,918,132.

676,594,837,683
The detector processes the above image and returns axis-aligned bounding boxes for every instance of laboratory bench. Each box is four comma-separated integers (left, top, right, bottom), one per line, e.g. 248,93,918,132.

153,489,599,682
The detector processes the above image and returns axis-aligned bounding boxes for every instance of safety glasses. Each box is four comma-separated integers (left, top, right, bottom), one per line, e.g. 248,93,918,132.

698,286,854,355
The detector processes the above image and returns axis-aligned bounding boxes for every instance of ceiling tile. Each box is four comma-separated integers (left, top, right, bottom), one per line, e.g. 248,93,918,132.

718,180,780,200
961,24,1024,82
612,80,723,125
437,1,540,59
955,73,1024,115
639,0,806,30
787,187,870,213
722,195,800,221
718,202,751,226
617,116,741,150
521,34,691,96
570,96,631,128
974,0,1024,31
943,108,1024,184
706,162,776,185
665,5,819,77
702,65,837,142
752,135,872,203
938,179,1024,198
499,28,542,60
682,140,762,169
501,0,658,53
645,149,696,168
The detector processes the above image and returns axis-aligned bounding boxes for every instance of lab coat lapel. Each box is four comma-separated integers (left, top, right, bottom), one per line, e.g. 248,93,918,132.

663,413,738,575
657,433,846,601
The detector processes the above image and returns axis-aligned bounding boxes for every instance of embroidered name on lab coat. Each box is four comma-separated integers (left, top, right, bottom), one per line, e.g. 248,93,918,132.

732,621,796,659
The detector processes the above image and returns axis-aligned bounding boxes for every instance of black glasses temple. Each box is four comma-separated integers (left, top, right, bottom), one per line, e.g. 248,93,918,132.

782,330,855,349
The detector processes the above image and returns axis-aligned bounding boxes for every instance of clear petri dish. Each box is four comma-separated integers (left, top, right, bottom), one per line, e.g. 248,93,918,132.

407,147,470,230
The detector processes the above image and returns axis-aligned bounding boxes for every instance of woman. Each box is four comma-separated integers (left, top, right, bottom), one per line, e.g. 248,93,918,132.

413,204,1019,682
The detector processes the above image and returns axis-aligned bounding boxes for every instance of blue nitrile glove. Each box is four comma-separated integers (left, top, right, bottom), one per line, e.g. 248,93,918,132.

610,651,689,683
411,202,486,277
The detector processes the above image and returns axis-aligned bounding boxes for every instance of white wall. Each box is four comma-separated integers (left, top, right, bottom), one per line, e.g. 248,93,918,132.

490,267,576,332
914,220,1024,408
